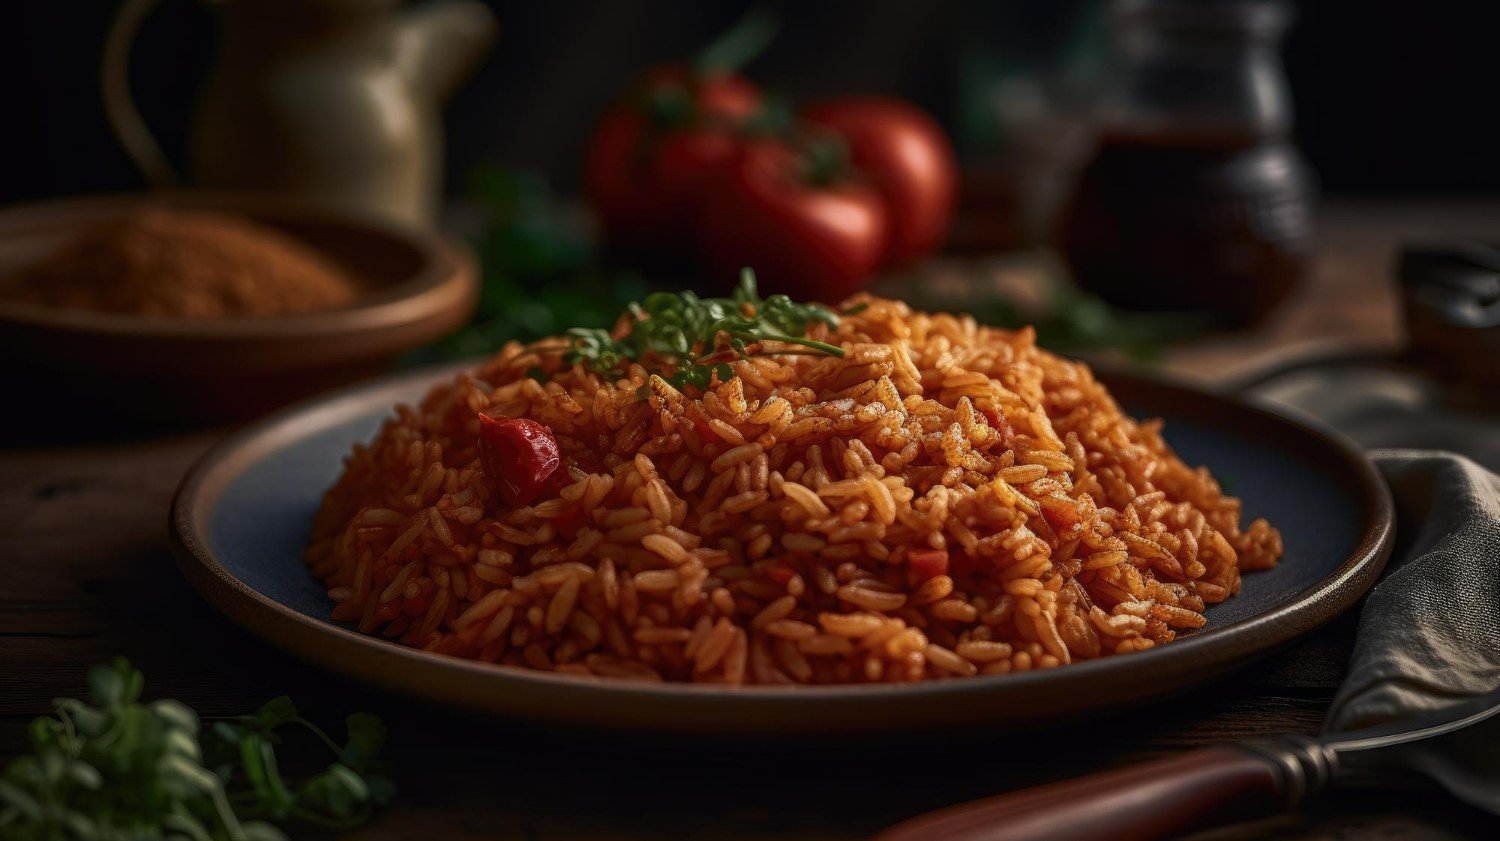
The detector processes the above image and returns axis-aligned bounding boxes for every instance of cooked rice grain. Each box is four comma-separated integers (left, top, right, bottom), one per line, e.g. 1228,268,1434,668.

307,295,1281,684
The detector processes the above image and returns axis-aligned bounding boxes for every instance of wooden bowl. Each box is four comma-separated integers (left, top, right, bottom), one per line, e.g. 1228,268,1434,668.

0,193,477,429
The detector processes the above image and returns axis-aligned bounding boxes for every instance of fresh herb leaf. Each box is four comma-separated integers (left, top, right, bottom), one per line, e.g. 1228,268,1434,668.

252,696,299,730
565,267,844,393
0,659,392,840
340,713,387,772
894,263,1202,364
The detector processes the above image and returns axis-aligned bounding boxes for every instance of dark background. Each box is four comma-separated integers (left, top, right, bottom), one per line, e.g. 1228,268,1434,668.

2,0,1496,204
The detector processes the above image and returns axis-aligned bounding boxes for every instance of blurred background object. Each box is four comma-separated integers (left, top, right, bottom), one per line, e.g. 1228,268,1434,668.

1399,242,1500,396
582,11,959,300
0,194,476,429
1060,0,1313,327
3,205,362,318
583,12,773,271
11,1,1498,201
0,0,1496,410
102,0,496,225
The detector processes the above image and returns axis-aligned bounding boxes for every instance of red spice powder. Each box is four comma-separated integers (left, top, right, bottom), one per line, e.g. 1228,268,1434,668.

1,207,361,318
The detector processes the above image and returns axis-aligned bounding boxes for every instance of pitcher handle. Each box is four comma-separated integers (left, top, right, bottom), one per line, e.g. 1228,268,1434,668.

101,0,179,187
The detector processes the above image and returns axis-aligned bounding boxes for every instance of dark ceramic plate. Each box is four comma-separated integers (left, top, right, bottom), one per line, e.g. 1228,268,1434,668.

170,363,1393,734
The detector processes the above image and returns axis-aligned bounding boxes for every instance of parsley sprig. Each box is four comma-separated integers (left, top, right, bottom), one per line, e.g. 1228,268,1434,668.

0,659,392,841
564,268,844,392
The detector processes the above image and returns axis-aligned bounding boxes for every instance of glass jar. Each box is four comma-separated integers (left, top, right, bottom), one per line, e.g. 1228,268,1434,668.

1060,0,1315,327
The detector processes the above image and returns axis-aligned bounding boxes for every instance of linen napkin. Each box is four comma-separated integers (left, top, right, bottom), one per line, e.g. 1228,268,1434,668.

1243,365,1500,732
1246,362,1500,471
1324,450,1500,732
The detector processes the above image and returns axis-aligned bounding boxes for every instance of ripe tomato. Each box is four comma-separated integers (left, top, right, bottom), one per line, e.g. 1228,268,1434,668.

800,97,958,266
585,66,762,260
696,141,887,302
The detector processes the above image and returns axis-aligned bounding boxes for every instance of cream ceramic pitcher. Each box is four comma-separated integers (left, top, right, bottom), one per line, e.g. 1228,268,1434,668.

103,0,496,225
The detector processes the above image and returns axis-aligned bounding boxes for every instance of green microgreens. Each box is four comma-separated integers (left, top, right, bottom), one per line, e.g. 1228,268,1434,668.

563,268,844,394
0,659,393,841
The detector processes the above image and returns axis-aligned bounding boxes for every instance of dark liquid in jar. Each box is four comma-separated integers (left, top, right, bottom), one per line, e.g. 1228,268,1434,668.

1060,133,1313,326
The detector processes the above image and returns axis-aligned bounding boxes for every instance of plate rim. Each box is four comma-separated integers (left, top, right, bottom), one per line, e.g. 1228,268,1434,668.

169,360,1394,730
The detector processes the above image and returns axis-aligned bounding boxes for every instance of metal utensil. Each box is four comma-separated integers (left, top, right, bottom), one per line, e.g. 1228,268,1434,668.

1399,240,1500,399
877,688,1500,841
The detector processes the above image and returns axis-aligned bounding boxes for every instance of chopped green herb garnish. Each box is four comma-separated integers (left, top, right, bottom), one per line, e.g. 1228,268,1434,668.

0,659,392,840
563,268,844,392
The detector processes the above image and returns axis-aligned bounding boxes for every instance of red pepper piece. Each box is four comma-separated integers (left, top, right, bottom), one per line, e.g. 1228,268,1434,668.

477,414,562,508
979,406,1012,443
401,588,431,617
763,562,797,585
545,466,575,495
907,548,950,580
1038,495,1083,537
947,550,984,580
542,460,592,535
554,504,589,536
691,415,721,444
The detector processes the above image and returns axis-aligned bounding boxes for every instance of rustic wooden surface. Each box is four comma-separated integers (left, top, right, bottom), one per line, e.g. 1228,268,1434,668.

4,199,1499,839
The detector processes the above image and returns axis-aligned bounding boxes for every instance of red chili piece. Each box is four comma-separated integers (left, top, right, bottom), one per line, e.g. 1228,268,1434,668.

907,548,950,581
763,562,797,585
947,551,985,580
691,415,721,444
979,406,1013,443
553,505,589,536
1039,495,1084,537
477,414,562,508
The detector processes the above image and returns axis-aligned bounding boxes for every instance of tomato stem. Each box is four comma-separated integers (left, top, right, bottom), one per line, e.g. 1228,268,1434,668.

694,7,779,77
644,84,694,128
796,132,853,187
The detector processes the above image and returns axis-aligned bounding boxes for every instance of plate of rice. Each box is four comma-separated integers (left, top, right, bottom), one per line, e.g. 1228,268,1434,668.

171,274,1392,733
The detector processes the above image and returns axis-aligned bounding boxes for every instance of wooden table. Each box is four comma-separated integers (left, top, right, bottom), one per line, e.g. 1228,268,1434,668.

4,199,1498,839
